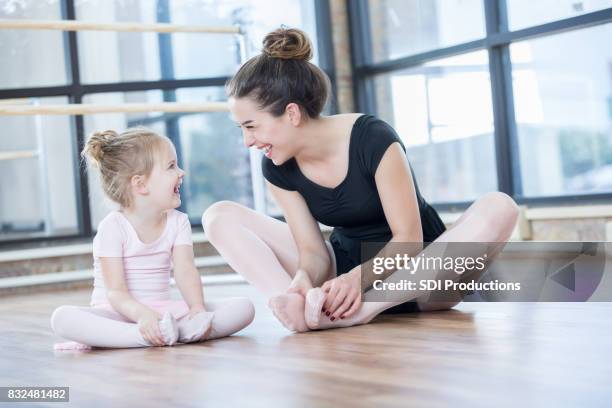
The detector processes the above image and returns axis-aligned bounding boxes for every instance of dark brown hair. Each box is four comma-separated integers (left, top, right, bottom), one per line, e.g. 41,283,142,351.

226,27,330,119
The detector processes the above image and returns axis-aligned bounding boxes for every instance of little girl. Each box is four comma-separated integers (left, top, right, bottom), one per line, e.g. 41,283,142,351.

50,128,255,349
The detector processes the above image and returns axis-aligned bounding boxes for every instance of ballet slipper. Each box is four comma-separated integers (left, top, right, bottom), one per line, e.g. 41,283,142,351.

304,287,326,329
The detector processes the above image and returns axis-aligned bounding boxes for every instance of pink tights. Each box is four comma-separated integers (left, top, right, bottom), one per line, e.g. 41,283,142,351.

50,297,254,350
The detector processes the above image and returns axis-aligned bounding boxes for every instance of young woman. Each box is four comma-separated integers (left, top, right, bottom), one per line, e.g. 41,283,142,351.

203,27,519,332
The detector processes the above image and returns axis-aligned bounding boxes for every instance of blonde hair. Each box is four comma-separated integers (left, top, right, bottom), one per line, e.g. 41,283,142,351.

81,127,169,208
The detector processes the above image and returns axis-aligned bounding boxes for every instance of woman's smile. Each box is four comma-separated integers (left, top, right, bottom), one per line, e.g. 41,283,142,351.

263,144,273,158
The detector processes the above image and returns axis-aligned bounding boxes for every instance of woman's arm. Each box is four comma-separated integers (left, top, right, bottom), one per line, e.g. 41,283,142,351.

322,143,424,319
172,244,206,315
267,181,332,294
101,257,166,345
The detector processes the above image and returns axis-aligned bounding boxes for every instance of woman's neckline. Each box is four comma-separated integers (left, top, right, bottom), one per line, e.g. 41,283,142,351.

292,114,367,191
116,210,170,246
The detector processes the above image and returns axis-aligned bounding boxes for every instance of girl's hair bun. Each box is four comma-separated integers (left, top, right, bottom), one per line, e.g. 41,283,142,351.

262,27,312,61
82,130,118,167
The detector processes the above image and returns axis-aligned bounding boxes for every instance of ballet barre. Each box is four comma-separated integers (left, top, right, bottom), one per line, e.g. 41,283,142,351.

0,150,37,161
0,19,240,34
0,102,230,116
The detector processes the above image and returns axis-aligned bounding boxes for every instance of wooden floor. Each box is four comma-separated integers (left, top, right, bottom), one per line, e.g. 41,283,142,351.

1,284,611,408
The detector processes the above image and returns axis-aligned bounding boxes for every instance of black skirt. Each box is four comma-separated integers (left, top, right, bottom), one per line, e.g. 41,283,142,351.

330,203,447,314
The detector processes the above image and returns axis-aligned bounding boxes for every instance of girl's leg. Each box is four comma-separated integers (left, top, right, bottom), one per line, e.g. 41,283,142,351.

50,305,178,348
206,297,255,340
202,201,335,332
176,297,255,343
309,192,520,330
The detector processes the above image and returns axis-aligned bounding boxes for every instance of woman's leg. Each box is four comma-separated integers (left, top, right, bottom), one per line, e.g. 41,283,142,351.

50,305,178,348
414,191,519,311
309,192,520,330
202,201,335,332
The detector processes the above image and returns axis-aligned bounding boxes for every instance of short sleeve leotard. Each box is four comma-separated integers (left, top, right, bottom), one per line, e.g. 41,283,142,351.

262,114,447,313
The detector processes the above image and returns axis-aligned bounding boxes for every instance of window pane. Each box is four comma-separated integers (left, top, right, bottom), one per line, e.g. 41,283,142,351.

507,0,612,31
170,0,320,75
374,51,497,203
0,0,69,89
75,0,234,83
0,96,78,241
368,0,485,62
511,24,612,197
75,0,318,83
175,87,253,222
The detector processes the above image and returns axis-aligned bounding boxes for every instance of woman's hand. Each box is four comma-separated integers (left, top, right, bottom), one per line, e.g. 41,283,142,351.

286,269,314,297
137,310,165,346
321,269,362,320
187,303,207,319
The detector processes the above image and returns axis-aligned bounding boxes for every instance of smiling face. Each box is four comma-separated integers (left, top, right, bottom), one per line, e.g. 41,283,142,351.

145,139,185,211
229,96,300,166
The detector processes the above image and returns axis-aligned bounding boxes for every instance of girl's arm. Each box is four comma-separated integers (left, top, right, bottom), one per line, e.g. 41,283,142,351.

100,257,166,345
172,245,206,314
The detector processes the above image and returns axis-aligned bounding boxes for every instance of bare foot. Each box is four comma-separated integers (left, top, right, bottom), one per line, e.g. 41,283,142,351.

304,288,326,329
268,293,309,332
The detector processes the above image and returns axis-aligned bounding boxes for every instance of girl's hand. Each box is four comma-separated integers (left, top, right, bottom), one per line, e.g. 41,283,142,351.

321,269,362,320
287,269,314,297
137,310,165,346
187,304,207,320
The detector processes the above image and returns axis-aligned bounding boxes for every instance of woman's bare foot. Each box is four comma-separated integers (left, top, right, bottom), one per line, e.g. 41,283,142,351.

304,288,326,329
310,305,376,330
268,293,309,332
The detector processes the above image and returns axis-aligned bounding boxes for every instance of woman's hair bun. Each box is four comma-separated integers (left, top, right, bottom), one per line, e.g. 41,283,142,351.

262,27,313,61
81,130,118,167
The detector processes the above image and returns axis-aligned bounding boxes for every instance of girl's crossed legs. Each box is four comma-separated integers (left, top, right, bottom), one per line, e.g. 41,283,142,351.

50,297,254,349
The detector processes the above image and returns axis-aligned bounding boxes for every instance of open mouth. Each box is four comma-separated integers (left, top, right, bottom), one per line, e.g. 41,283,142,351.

173,179,182,195
262,145,272,157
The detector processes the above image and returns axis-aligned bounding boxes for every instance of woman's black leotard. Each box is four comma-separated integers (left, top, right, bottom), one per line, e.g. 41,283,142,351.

262,114,446,313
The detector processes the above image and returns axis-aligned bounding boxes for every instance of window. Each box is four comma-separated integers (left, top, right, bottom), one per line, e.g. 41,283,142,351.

0,0,68,89
350,0,612,207
510,24,612,197
507,0,612,30
374,51,497,202
0,0,330,244
0,97,78,240
367,0,485,62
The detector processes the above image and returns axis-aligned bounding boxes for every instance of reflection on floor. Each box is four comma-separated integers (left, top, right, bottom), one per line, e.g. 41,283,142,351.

1,284,611,407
